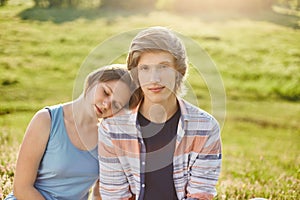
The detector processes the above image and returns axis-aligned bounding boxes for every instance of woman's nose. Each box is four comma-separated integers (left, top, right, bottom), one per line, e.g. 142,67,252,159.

102,99,111,109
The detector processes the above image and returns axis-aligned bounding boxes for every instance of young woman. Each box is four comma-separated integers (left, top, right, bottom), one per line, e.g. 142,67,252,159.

5,64,139,200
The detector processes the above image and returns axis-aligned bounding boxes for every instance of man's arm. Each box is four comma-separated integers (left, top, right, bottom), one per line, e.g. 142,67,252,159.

187,119,222,200
98,121,132,200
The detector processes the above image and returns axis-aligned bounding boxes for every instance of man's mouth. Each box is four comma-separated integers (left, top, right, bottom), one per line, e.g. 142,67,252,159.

148,86,165,93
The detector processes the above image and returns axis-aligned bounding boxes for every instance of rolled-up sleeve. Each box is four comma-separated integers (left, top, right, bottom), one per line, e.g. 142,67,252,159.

187,119,222,197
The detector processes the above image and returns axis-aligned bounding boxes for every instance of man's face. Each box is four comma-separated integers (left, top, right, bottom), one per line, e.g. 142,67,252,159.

137,51,177,104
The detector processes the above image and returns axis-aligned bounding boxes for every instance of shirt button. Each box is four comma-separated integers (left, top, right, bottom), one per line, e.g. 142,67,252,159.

142,161,145,165
142,184,145,188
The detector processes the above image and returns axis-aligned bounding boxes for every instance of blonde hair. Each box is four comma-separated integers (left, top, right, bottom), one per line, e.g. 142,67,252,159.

84,64,140,109
126,26,188,95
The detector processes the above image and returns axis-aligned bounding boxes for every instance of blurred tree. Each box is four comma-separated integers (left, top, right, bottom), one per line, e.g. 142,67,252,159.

33,0,60,7
276,0,300,9
100,0,156,10
30,0,101,8
0,0,8,6
48,0,61,7
170,0,276,12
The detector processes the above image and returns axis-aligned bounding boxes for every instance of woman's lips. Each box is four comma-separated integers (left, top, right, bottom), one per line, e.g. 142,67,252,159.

95,105,103,115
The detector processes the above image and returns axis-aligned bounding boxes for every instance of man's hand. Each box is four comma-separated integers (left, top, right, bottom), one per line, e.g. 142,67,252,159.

186,192,213,200
91,180,101,200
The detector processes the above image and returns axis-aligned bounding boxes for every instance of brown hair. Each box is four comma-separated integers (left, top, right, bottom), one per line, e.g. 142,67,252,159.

84,64,140,109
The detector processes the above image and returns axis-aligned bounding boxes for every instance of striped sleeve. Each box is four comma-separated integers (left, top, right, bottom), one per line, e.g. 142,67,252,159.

98,120,132,200
187,118,222,198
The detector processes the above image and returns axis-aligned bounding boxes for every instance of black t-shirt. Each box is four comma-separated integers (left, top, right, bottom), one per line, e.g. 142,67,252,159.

138,108,181,200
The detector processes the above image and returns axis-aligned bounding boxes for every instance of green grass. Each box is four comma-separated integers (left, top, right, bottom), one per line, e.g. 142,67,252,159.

219,100,300,199
0,1,300,199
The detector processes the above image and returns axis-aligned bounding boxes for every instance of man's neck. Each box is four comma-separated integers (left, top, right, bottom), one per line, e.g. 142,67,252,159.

139,97,178,124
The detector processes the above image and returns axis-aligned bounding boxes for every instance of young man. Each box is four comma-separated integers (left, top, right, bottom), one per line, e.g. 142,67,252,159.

98,26,222,200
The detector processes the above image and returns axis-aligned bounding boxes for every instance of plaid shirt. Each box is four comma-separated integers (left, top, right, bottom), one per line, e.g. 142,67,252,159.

98,99,222,200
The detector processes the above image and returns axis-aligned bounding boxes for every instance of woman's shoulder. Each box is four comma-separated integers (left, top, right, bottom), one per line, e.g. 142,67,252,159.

29,104,63,132
32,108,52,124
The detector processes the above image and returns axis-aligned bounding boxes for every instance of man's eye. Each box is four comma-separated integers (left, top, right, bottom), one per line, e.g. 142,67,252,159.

159,64,168,69
139,65,149,70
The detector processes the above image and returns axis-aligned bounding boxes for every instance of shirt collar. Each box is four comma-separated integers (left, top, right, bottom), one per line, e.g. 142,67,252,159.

131,97,190,129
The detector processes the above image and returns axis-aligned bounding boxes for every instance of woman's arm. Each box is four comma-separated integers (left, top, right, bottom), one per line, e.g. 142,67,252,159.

13,109,51,199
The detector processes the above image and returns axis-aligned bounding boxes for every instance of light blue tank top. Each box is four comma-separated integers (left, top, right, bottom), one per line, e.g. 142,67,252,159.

5,105,99,200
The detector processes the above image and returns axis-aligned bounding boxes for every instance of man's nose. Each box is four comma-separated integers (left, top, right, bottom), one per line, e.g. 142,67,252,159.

149,68,160,83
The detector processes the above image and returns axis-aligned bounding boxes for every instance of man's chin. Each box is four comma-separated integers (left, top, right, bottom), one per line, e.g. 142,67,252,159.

145,95,175,104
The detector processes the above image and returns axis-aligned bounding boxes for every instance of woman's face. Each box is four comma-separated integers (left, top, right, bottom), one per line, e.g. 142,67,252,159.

86,80,131,118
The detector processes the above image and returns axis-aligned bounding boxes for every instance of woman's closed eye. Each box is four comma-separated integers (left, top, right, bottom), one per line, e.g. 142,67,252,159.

103,88,110,96
112,101,122,111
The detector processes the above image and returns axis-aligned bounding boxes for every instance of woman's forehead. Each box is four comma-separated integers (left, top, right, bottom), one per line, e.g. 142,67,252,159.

105,80,131,102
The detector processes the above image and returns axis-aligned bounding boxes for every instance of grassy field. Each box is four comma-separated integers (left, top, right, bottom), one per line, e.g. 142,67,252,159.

1,1,300,199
